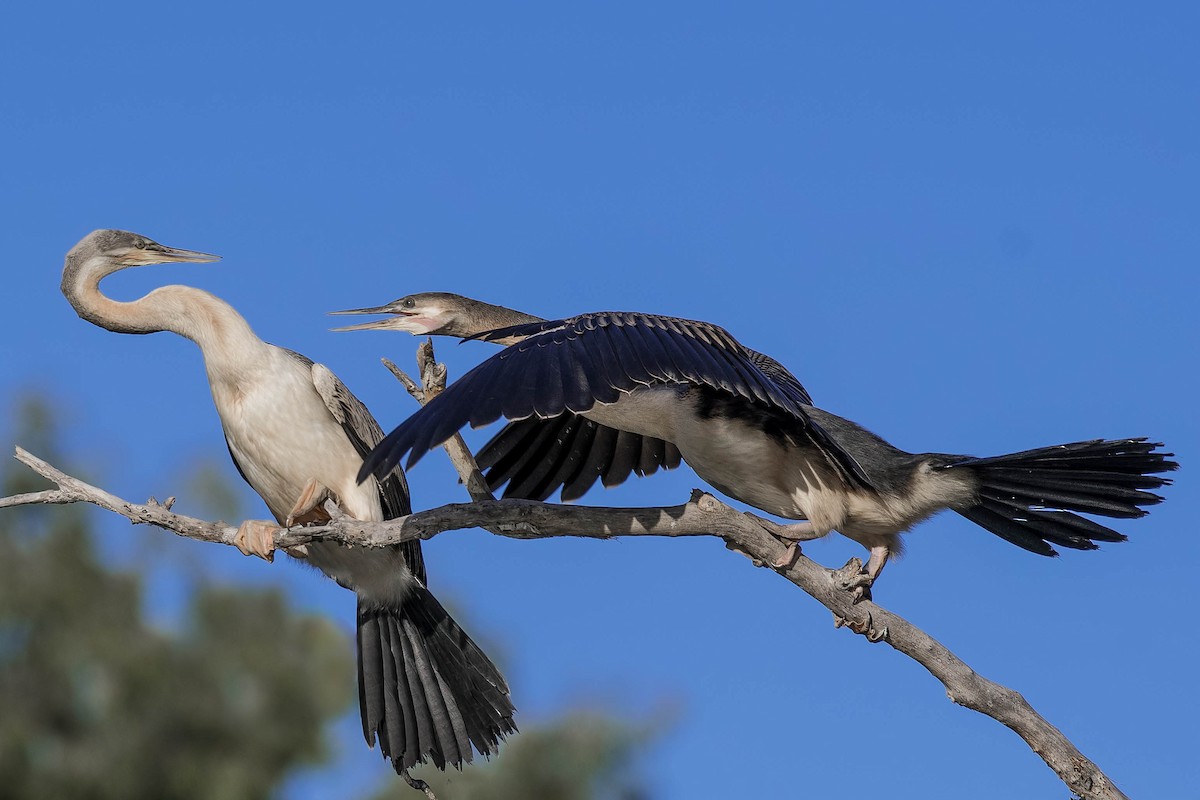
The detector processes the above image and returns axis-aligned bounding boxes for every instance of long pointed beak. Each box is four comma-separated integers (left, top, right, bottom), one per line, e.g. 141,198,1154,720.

328,304,399,316
328,303,411,332
329,317,411,333
148,245,221,264
330,318,407,333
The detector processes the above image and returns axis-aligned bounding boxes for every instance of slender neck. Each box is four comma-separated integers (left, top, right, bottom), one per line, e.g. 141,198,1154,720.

452,300,544,344
62,254,270,363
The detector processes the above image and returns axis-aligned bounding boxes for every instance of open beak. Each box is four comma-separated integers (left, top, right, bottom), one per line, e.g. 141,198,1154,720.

138,244,221,265
328,303,411,333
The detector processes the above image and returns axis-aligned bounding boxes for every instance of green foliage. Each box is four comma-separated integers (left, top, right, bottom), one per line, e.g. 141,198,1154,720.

0,395,354,799
0,394,659,799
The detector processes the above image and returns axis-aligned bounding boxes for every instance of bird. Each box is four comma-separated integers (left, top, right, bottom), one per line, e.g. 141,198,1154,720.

330,293,686,501
62,233,515,773
334,291,1177,598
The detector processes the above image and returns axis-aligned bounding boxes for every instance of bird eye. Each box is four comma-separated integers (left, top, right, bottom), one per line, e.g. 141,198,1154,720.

135,239,147,249
402,297,415,308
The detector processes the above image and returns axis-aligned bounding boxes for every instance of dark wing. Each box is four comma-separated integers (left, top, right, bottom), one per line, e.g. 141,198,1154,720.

747,350,813,406
465,313,804,410
362,312,869,488
475,414,683,501
305,357,424,583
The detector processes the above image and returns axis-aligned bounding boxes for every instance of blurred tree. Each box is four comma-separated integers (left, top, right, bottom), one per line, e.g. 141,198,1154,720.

0,394,353,799
0,393,660,799
375,712,654,800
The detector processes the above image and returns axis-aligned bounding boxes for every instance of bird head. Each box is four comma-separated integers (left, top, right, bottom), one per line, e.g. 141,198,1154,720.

66,229,220,270
329,292,476,336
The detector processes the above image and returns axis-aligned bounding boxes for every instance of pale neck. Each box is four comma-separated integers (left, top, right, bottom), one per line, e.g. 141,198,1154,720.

62,255,270,361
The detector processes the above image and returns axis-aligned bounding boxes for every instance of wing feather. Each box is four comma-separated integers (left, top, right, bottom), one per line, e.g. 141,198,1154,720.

563,420,618,501
476,419,551,486
362,312,861,491
307,359,423,579
604,430,642,487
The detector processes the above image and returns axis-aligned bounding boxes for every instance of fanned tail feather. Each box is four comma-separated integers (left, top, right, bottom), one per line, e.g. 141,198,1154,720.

945,438,1177,556
358,587,516,772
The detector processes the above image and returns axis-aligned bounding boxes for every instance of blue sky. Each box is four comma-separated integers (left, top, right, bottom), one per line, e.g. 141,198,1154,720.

2,3,1197,797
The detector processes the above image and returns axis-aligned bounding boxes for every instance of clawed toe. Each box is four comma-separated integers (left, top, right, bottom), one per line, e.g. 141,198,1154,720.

851,582,873,603
235,519,279,562
771,542,801,570
285,479,333,527
831,610,888,643
829,558,889,640
833,558,874,601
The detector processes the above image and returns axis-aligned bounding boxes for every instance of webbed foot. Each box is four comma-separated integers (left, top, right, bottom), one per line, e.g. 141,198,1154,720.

286,479,333,527
235,519,280,562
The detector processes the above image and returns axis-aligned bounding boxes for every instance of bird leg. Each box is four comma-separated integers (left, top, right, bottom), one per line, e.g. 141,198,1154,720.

833,556,874,601
863,545,891,589
234,519,280,562
835,545,891,603
286,479,334,527
770,521,821,569
829,556,889,641
278,480,341,560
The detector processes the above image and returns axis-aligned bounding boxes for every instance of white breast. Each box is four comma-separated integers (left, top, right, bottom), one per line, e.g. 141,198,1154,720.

582,386,851,534
212,353,380,524
206,348,412,603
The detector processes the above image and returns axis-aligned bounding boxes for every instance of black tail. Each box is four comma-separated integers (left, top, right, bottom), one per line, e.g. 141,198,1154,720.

945,438,1177,556
357,587,516,772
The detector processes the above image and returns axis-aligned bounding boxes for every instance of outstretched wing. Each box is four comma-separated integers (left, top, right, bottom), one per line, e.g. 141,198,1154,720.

475,414,683,501
747,350,812,407
472,336,800,503
361,312,868,488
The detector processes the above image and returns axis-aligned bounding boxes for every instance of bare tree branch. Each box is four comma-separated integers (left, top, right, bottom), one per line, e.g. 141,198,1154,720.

382,339,494,502
1,444,1127,800
401,770,439,800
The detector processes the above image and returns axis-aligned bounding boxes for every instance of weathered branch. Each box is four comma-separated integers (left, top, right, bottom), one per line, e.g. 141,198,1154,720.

382,339,494,502
1,445,1126,800
401,770,438,800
